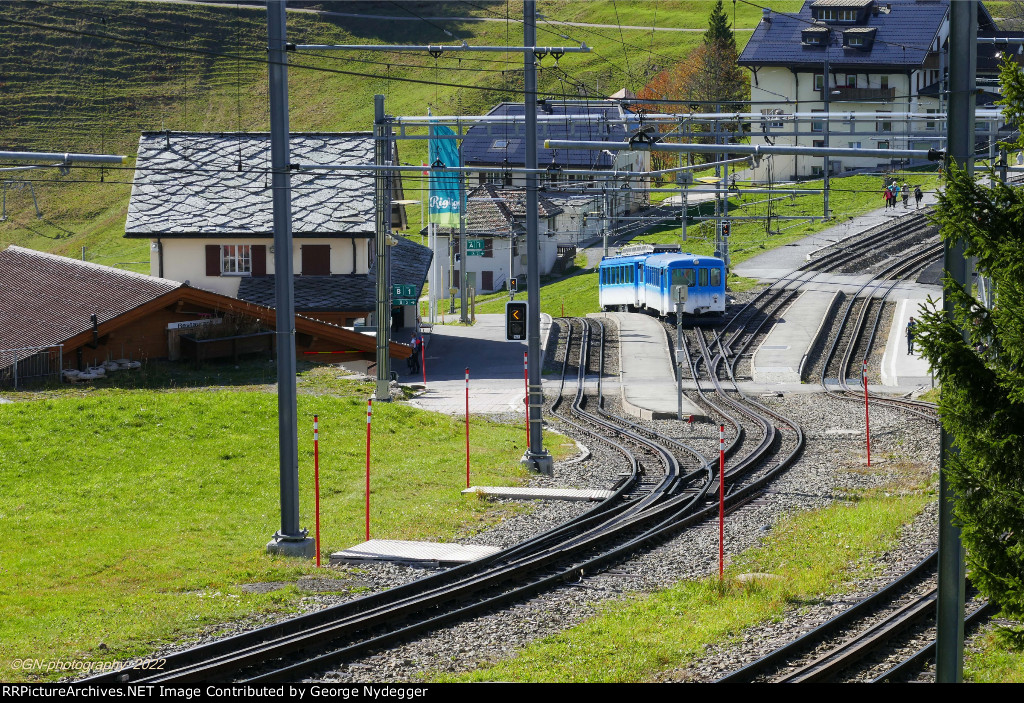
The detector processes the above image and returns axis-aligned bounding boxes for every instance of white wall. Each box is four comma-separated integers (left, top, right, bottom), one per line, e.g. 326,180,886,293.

152,237,371,296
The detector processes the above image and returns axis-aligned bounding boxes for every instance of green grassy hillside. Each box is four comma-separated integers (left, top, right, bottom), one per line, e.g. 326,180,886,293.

0,1,801,270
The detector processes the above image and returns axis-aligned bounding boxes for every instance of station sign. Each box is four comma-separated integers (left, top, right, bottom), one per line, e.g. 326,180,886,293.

467,239,486,256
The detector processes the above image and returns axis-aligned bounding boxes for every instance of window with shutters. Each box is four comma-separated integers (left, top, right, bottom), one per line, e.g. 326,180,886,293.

483,238,494,258
221,245,251,275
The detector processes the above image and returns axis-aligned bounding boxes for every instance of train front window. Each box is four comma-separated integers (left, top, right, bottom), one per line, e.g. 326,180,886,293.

672,268,696,287
710,268,721,287
699,269,708,287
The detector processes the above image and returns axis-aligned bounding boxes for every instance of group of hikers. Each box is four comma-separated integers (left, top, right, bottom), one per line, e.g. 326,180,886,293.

884,180,924,210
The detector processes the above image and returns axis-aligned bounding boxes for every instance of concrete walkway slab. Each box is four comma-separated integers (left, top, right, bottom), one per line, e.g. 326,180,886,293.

462,486,615,501
882,298,936,388
330,539,501,566
598,311,704,420
753,290,839,383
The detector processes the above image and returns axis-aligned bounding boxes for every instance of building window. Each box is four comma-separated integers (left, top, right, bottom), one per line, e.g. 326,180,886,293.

811,165,823,176
814,73,825,91
813,140,825,148
483,238,493,258
811,109,824,133
880,75,889,90
848,36,864,47
845,74,857,88
848,141,861,149
878,140,890,150
926,109,937,130
221,245,251,275
819,9,856,22
876,112,892,132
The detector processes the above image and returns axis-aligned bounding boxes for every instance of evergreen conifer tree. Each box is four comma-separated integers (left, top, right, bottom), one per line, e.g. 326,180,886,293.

917,58,1024,624
704,0,735,50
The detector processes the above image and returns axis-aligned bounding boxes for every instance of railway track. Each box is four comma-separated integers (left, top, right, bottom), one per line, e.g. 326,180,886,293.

83,313,801,684
715,550,994,683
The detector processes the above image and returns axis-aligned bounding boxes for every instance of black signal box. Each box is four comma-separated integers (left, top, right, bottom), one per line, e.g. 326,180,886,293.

505,301,528,341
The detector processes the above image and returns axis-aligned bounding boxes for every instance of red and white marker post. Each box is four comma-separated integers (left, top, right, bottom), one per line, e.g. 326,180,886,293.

313,414,322,568
523,351,529,448
365,398,372,541
465,367,471,488
863,360,871,468
719,424,726,581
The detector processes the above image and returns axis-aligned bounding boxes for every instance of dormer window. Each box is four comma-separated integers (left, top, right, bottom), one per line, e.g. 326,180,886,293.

810,0,873,23
802,25,830,47
843,27,876,50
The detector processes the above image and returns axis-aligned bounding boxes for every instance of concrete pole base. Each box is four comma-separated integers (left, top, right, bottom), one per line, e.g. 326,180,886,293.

521,450,554,476
266,533,317,558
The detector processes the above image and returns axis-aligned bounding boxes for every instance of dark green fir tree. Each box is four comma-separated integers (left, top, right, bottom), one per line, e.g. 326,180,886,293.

704,0,735,51
917,57,1024,626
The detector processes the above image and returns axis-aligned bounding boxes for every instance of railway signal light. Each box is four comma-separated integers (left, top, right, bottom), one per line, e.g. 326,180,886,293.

722,222,730,237
505,300,528,341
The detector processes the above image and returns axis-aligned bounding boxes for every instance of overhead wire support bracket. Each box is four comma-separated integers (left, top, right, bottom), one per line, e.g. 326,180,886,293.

294,42,590,55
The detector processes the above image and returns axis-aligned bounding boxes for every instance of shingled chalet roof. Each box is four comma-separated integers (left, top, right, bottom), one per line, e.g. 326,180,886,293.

739,0,948,71
236,236,433,311
0,245,180,353
461,102,634,169
126,132,376,238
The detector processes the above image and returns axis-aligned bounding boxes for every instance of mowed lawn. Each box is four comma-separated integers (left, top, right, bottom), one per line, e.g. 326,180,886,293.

0,388,545,679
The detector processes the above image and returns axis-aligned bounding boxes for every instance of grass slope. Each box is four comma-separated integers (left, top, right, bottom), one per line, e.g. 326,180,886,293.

0,366,568,681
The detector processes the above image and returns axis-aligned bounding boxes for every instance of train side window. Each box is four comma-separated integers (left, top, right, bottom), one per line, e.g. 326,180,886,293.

710,268,721,287
699,269,708,287
672,268,696,287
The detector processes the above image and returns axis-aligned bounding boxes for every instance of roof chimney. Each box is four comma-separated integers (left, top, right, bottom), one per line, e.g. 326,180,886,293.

762,8,771,23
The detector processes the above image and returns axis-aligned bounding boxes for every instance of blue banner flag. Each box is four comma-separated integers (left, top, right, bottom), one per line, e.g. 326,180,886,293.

428,123,461,227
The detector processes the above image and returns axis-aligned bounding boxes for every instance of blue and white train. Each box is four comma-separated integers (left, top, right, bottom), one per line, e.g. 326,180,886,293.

598,245,726,316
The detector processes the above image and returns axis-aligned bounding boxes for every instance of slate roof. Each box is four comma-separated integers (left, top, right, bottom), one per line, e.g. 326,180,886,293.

236,236,432,311
126,132,376,237
739,0,948,71
0,245,180,356
461,102,635,169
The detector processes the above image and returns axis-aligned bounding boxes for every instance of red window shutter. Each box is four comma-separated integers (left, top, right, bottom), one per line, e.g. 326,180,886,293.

206,245,220,276
252,245,267,276
301,244,331,275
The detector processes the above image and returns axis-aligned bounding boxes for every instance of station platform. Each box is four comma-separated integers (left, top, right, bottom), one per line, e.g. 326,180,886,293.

406,313,553,416
752,290,839,383
881,298,936,389
595,311,705,421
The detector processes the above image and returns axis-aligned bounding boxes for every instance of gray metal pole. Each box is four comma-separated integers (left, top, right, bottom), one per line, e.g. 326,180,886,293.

266,0,313,558
824,49,831,220
936,0,975,683
459,141,469,323
375,94,392,401
522,0,552,474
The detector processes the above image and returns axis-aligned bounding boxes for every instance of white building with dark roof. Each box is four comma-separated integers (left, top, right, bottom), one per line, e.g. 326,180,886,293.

738,0,1006,180
125,132,429,328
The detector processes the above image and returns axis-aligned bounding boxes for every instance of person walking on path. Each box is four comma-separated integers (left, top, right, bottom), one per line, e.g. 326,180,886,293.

884,184,893,209
902,182,910,208
907,316,917,355
914,185,923,208
408,333,421,374
892,182,900,208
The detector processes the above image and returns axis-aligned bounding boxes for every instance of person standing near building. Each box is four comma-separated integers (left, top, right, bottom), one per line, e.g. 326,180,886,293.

914,185,923,208
902,182,910,208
